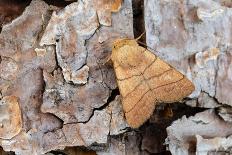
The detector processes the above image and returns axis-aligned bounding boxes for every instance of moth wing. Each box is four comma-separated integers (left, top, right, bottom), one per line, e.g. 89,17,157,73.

112,44,194,128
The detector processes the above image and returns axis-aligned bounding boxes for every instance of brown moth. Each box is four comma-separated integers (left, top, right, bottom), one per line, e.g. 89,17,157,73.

111,38,195,128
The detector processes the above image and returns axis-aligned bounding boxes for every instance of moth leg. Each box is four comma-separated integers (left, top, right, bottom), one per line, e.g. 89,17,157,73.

164,103,173,118
103,54,112,65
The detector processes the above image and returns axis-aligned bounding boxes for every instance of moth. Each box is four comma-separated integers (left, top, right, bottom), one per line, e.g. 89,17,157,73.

110,38,195,128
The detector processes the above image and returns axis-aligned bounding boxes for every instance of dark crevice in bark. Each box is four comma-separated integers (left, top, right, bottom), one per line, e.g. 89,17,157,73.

200,91,222,106
63,88,120,125
80,88,120,123
148,102,207,128
137,131,144,153
0,0,31,33
132,0,146,43
52,44,62,75
87,88,119,115
43,0,74,7
43,111,64,134
49,150,67,155
151,151,172,155
49,146,97,155
171,101,207,119
106,88,120,104
0,146,15,155
137,102,206,154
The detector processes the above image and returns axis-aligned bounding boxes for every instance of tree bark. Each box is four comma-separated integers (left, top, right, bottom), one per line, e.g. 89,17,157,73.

0,0,232,155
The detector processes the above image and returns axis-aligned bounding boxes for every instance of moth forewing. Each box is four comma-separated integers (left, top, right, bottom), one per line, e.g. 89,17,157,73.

111,39,195,128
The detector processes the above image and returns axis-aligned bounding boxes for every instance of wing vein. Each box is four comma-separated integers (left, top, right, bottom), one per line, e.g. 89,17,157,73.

125,76,185,113
117,56,158,81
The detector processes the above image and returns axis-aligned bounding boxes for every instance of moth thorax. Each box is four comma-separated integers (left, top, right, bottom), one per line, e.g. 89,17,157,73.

117,49,142,68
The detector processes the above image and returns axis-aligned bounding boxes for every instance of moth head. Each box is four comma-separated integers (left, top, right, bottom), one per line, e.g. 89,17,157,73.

112,38,138,50
111,38,142,68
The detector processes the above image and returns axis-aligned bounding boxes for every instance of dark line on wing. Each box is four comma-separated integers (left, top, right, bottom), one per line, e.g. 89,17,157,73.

117,56,158,81
144,55,158,72
145,68,173,80
125,76,185,113
117,73,142,81
121,80,144,98
120,68,173,98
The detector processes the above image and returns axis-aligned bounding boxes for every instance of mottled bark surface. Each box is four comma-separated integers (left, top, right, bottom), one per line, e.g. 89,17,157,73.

0,0,232,155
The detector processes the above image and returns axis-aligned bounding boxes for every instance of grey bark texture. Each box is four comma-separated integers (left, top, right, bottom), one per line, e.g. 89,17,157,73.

0,0,232,155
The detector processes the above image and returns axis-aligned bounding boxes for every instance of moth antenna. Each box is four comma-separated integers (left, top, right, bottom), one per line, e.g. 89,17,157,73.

135,31,145,41
136,40,165,57
136,40,155,50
